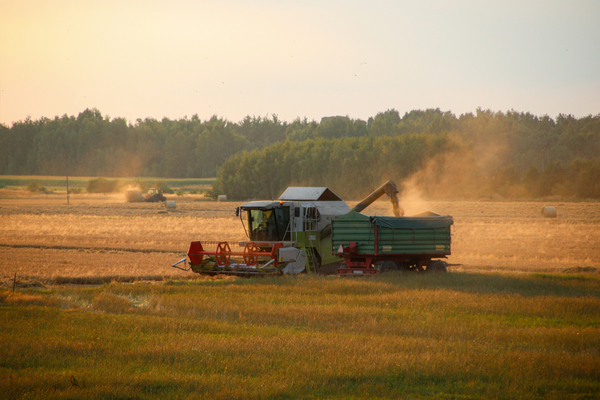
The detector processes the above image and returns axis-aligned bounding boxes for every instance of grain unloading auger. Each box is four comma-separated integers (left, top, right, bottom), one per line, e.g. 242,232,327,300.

172,180,405,276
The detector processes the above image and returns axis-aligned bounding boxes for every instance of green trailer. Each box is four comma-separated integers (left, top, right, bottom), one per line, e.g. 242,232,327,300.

332,211,453,275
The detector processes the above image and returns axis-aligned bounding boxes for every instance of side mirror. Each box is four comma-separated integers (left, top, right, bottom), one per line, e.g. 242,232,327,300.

235,207,240,217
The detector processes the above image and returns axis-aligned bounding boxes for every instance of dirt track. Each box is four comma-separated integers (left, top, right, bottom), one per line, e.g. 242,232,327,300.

1,190,599,283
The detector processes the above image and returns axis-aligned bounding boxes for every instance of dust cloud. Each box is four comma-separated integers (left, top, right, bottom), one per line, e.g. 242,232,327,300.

122,184,144,194
397,178,432,216
399,138,510,205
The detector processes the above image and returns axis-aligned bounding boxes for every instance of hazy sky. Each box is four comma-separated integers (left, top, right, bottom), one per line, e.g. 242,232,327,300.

1,0,599,126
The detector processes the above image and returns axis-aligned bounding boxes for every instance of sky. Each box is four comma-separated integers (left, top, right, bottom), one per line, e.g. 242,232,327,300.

1,0,599,126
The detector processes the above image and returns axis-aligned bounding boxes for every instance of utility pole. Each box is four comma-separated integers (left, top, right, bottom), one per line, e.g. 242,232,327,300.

66,153,70,205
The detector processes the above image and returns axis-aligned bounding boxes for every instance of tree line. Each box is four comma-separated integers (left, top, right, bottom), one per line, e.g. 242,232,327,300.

0,109,281,178
211,109,600,200
1,108,599,199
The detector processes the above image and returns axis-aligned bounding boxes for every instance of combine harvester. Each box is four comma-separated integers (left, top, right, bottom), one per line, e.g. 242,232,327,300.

172,180,453,276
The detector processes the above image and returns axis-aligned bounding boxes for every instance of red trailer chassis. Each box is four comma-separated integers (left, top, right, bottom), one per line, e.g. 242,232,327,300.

336,243,448,275
335,216,451,275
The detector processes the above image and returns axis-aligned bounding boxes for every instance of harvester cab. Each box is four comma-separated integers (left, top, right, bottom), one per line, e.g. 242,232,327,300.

144,188,166,202
240,202,293,242
239,188,349,241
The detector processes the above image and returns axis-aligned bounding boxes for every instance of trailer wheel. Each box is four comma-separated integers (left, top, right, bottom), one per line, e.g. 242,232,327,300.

380,261,399,273
427,260,447,273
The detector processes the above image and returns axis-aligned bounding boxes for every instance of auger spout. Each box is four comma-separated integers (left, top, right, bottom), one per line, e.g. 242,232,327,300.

321,180,404,239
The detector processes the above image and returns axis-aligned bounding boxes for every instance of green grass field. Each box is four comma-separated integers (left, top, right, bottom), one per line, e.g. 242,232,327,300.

2,272,599,399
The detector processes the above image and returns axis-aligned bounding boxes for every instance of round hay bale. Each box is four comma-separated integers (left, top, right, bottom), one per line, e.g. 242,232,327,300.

218,195,227,202
165,200,176,209
541,206,557,218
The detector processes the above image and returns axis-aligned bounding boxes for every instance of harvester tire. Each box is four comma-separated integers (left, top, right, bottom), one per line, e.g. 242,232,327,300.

380,261,399,273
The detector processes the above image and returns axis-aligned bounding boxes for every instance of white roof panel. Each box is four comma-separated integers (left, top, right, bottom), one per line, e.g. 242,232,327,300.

278,187,343,201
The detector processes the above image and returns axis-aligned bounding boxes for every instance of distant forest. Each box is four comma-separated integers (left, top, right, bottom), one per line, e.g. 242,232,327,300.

1,108,599,199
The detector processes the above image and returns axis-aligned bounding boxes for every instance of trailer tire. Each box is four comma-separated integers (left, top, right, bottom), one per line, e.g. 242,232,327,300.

427,260,447,273
380,261,399,273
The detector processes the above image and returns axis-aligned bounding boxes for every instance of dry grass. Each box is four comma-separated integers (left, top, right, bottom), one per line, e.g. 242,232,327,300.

0,192,245,282
0,213,243,250
1,191,599,283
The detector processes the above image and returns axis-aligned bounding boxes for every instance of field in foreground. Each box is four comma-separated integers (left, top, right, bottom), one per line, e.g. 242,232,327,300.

1,273,599,399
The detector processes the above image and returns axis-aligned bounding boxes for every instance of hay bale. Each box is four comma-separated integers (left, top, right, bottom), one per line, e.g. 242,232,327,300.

166,200,176,209
541,206,557,218
218,195,227,202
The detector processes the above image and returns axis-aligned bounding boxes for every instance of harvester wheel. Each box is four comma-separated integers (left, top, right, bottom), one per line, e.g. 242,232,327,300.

380,261,399,273
215,242,232,266
427,260,447,273
243,242,260,266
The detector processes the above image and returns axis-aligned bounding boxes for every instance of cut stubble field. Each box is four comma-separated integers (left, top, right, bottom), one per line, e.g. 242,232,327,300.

1,190,599,399
1,191,599,282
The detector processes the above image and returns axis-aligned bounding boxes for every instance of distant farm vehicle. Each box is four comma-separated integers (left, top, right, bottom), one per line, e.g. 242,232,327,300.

126,188,167,203
172,180,453,276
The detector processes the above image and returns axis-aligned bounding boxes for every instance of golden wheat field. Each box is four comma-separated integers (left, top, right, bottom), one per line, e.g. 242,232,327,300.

1,189,599,284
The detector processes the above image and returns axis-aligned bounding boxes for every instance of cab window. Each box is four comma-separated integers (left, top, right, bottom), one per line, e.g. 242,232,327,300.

248,208,290,241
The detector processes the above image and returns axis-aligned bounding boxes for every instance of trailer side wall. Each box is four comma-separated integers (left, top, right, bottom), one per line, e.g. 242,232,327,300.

332,211,452,255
